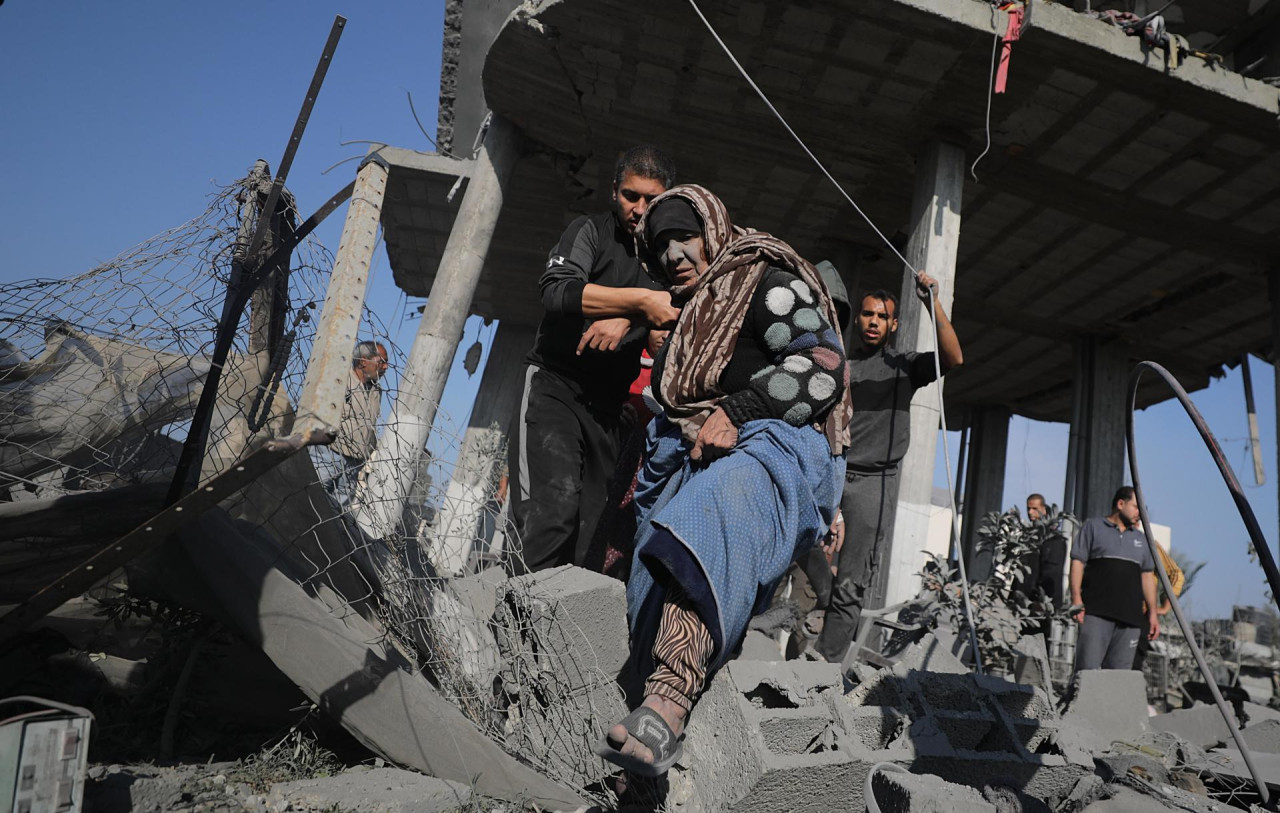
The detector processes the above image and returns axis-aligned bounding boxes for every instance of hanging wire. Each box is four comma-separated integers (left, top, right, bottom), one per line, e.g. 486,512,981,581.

687,0,984,668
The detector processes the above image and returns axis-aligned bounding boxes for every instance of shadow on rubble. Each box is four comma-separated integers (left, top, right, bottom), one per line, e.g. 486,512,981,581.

126,449,587,810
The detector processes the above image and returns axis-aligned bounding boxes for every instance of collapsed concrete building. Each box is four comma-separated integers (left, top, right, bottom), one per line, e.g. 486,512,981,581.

377,0,1280,613
6,1,1280,811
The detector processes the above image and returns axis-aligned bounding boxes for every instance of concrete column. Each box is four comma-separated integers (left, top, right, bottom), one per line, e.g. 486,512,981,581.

296,157,387,441
1073,336,1128,521
1062,342,1086,517
429,321,535,575
960,406,1011,581
352,116,519,540
1269,270,1280,545
880,140,965,609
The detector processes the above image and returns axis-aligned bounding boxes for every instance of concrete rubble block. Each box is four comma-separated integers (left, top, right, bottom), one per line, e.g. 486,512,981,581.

834,705,910,752
175,510,584,809
891,630,970,675
446,565,508,621
1080,787,1176,813
736,629,784,662
1241,718,1280,755
490,565,631,788
1063,670,1150,750
502,680,628,787
911,754,1087,810
1060,774,1106,813
869,768,997,813
675,659,884,813
974,672,1057,722
493,565,630,684
1150,703,1232,750
1011,633,1055,698
1095,751,1170,785
845,667,910,711
1240,700,1280,728
267,768,471,813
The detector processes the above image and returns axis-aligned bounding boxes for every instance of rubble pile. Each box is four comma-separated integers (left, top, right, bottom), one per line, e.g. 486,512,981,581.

420,566,1279,811
12,561,1280,812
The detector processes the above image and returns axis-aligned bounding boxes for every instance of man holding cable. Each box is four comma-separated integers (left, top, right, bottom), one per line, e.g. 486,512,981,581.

813,271,963,665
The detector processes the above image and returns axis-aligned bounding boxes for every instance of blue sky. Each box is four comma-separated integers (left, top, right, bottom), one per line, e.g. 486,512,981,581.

2,1,1275,620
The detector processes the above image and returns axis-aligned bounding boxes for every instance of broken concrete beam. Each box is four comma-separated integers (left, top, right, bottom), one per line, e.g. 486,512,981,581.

869,768,997,813
1063,670,1150,750
1241,718,1280,755
491,565,630,788
1150,703,1232,750
267,768,471,813
175,509,583,810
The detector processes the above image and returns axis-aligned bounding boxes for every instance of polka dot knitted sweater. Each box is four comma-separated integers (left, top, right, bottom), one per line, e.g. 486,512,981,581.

655,267,848,429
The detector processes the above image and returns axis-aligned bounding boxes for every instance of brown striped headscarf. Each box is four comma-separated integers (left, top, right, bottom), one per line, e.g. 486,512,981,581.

638,184,852,455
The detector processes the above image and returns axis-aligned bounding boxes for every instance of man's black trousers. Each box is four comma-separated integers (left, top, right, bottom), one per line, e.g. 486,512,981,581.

507,365,626,574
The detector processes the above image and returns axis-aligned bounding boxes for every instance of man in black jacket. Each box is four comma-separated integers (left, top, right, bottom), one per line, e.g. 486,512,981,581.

508,146,678,573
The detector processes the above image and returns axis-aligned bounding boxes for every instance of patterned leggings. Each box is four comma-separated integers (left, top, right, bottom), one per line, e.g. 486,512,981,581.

644,583,715,712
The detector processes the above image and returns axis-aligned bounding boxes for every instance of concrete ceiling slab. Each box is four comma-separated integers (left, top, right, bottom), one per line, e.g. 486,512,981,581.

382,0,1280,423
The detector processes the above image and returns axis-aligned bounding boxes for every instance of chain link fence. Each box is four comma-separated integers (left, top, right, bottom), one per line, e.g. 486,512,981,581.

0,169,624,802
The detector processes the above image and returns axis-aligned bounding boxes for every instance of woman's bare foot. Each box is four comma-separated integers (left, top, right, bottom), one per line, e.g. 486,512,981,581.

606,694,687,769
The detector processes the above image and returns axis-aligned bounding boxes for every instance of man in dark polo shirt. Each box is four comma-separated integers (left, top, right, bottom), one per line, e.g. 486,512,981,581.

1070,486,1160,670
507,145,679,574
814,273,963,664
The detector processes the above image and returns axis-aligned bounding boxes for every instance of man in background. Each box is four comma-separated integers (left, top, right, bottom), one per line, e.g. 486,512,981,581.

1071,486,1160,670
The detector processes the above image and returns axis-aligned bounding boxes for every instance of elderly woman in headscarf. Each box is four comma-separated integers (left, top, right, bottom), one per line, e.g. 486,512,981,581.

596,185,852,777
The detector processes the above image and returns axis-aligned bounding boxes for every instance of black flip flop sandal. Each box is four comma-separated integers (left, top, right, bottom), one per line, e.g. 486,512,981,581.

595,706,684,777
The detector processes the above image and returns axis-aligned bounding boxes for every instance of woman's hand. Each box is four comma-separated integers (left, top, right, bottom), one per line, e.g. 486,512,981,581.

691,407,737,464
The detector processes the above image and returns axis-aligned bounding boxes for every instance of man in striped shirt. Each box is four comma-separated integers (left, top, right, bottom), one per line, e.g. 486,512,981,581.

814,274,963,664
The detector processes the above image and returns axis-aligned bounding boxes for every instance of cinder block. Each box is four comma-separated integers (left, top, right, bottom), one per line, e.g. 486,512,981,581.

974,673,1056,722
1063,669,1150,749
1151,704,1232,750
677,660,880,813
752,706,837,755
493,565,630,686
934,711,1003,752
869,768,996,813
913,672,983,713
833,705,909,751
846,668,909,710
490,566,629,787
1242,718,1280,755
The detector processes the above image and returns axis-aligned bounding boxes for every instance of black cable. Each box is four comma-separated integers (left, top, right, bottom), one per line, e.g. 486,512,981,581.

1126,360,1277,807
